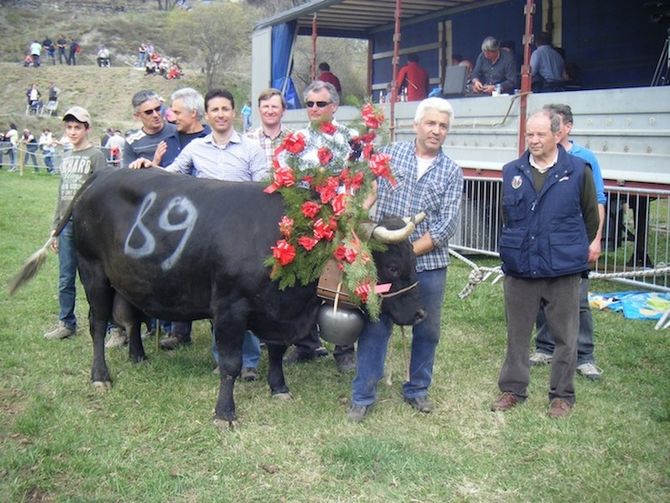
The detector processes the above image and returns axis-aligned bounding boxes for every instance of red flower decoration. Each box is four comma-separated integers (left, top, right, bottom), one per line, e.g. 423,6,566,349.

301,201,322,219
313,218,336,241
362,142,374,160
278,216,294,238
334,244,358,263
298,236,320,251
361,103,384,129
317,147,333,166
271,239,296,266
340,169,364,192
283,132,307,154
354,281,372,303
315,176,339,204
264,166,296,194
331,193,348,217
368,153,396,186
319,121,337,135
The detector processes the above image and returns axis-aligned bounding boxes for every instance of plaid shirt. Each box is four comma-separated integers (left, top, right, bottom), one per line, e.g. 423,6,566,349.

245,125,292,169
376,141,463,271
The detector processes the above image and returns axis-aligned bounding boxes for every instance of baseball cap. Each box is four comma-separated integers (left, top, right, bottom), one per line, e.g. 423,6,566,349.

62,106,91,125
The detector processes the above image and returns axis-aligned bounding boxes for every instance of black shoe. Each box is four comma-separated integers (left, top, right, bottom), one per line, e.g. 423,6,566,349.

347,403,372,423
240,367,258,382
404,396,434,413
159,333,192,351
335,352,356,373
283,347,328,365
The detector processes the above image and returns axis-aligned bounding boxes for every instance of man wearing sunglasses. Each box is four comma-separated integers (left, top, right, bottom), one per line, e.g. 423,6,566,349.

282,80,357,373
122,89,179,169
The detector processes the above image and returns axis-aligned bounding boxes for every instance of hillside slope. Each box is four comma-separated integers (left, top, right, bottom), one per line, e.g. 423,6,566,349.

0,62,248,141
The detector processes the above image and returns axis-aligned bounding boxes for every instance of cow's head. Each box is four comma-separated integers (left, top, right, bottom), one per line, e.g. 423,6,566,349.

369,215,427,326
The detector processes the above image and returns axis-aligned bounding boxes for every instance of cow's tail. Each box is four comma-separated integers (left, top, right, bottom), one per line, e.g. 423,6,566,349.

7,236,55,295
8,171,98,296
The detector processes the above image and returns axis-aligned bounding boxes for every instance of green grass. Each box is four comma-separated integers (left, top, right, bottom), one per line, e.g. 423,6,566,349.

1,170,669,502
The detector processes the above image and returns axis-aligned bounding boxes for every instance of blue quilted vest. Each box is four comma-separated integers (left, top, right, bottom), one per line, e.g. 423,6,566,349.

500,148,589,278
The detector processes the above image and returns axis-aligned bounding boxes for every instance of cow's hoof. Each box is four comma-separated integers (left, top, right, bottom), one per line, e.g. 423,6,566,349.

213,418,238,430
92,380,112,392
272,392,292,401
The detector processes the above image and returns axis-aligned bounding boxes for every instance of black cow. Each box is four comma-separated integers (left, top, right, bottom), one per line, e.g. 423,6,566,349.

12,168,426,426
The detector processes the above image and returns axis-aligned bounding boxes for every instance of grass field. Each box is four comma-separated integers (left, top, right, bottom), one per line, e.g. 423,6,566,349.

1,170,669,502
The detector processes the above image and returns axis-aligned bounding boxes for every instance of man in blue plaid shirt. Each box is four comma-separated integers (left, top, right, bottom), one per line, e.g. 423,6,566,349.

348,97,463,422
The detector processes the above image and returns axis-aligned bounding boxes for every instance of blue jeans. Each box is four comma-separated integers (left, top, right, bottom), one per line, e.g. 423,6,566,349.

1,146,17,170
58,221,77,330
351,268,447,406
212,330,261,369
535,277,594,364
44,152,54,172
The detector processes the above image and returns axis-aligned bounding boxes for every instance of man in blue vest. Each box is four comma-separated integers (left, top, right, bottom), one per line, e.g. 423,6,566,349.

491,110,600,418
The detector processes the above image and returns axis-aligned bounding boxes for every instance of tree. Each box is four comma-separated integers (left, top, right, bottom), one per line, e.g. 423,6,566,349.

166,2,253,89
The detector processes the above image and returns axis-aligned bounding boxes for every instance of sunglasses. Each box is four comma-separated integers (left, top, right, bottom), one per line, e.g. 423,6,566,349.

141,106,162,116
306,100,331,108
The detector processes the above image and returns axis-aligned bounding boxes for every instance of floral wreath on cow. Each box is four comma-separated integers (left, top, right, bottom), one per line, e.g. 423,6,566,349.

264,103,395,319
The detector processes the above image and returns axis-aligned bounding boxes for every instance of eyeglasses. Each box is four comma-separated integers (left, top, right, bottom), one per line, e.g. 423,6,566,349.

141,106,162,116
306,101,331,108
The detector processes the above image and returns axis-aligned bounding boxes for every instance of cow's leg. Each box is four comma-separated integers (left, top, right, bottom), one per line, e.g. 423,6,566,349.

113,294,146,363
266,343,291,399
77,258,113,389
212,306,247,425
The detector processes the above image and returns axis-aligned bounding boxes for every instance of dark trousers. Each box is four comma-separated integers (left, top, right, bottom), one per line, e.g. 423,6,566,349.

499,274,580,404
294,324,354,359
535,277,594,364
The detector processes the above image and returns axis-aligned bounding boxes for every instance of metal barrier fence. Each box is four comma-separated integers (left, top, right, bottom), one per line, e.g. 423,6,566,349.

0,141,121,172
453,177,670,292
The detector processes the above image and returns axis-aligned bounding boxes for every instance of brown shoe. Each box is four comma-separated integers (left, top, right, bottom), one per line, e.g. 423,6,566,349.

548,398,573,418
491,392,521,412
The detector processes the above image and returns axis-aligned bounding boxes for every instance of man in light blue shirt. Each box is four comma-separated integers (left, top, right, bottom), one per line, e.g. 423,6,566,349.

530,104,606,380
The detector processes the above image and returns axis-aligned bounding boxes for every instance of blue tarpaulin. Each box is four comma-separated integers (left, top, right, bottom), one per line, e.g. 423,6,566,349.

271,22,300,109
590,291,670,320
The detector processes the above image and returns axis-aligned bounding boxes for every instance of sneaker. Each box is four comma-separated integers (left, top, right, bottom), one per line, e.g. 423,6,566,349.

548,398,573,418
105,327,128,348
491,392,522,412
347,403,372,423
529,351,553,366
576,362,602,381
43,322,75,340
404,396,434,413
240,367,259,382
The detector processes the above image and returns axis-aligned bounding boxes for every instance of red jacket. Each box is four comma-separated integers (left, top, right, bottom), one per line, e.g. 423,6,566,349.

318,71,342,94
396,61,429,101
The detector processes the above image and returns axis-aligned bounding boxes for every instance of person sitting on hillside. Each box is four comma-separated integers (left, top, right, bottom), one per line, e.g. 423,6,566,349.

145,52,162,76
97,45,111,67
166,61,183,80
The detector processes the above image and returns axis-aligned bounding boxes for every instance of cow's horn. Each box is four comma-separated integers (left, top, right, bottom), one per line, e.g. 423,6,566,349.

403,211,426,226
372,211,425,243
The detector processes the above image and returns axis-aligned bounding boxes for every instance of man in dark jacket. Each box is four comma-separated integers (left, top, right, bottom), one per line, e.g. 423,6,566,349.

491,110,599,419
